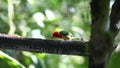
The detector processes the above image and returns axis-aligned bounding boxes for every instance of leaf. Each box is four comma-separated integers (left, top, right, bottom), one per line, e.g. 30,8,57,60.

0,51,25,68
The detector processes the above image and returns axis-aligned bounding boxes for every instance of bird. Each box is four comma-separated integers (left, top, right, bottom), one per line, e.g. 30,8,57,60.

51,31,74,40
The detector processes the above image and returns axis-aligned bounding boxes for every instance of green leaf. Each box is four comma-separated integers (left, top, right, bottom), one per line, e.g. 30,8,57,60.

0,51,25,68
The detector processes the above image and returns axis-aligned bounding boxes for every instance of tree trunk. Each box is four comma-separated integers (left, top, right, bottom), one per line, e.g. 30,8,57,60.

89,0,112,68
89,0,120,68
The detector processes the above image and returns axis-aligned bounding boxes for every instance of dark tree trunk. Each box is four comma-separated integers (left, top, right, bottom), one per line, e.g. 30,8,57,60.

89,0,112,68
89,0,120,68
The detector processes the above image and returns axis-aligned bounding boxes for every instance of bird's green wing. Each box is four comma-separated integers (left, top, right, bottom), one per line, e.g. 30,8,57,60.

59,31,69,36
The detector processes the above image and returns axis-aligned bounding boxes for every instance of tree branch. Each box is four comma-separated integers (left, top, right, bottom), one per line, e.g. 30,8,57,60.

110,0,120,37
0,33,88,56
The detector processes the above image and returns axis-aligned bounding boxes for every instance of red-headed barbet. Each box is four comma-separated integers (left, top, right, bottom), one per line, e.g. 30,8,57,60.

52,31,74,40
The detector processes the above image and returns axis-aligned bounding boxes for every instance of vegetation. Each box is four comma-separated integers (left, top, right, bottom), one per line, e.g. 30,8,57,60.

0,0,90,68
0,0,120,68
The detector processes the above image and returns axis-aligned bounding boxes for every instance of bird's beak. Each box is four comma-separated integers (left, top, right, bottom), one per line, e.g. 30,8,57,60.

51,36,54,39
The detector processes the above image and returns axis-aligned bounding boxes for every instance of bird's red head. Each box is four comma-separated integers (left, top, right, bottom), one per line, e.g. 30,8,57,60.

52,31,63,39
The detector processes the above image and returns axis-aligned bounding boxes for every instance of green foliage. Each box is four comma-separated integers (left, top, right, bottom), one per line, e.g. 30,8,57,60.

109,51,120,68
0,51,25,68
0,0,92,68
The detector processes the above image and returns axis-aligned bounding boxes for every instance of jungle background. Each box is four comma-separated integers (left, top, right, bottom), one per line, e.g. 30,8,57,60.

0,0,119,68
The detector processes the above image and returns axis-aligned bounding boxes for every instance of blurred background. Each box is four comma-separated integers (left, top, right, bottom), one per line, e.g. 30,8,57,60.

0,0,119,68
0,0,90,68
